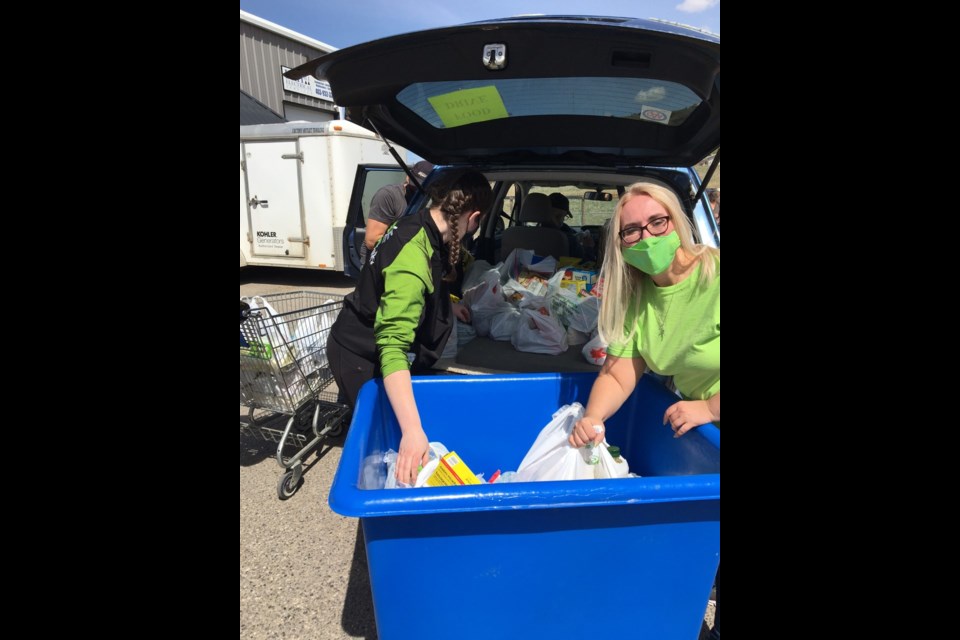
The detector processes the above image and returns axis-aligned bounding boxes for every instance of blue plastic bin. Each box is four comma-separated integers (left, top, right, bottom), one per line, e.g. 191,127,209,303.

330,372,720,640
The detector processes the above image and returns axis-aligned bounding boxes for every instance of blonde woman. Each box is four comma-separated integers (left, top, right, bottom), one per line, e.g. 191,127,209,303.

568,180,721,640
568,180,720,448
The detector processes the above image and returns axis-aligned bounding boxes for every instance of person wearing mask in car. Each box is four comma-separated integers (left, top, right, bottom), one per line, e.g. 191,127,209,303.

327,169,493,485
566,180,720,640
546,192,586,259
360,160,435,266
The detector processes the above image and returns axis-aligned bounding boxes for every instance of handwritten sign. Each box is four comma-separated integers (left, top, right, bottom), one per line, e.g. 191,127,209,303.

428,86,508,128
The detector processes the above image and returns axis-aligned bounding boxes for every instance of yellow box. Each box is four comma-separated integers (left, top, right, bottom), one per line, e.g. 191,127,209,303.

426,452,482,486
560,278,587,295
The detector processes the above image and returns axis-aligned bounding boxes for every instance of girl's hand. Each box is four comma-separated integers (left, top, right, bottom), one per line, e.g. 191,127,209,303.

396,428,430,485
452,301,471,323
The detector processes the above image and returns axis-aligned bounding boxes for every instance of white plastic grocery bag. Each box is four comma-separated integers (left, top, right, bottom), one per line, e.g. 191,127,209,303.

545,270,580,328
503,277,543,304
461,259,495,293
596,444,630,478
516,404,596,481
582,333,607,366
488,307,521,341
463,270,513,337
517,403,630,481
567,295,600,334
242,295,297,367
291,298,337,376
511,308,568,355
499,248,557,281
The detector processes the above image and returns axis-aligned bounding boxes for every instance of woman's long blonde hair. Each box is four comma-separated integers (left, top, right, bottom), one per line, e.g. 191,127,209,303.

597,181,719,345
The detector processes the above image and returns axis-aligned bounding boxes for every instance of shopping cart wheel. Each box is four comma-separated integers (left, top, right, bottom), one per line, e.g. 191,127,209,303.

294,401,316,432
277,466,303,500
326,419,345,438
325,409,350,438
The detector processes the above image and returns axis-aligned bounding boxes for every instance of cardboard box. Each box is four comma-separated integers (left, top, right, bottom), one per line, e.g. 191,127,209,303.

560,278,588,295
564,268,599,286
426,452,482,486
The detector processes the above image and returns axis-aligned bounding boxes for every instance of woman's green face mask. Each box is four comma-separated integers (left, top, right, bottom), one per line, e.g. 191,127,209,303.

621,231,680,275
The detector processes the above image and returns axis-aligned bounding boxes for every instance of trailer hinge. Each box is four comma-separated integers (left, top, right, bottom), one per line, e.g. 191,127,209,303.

281,152,304,162
240,160,246,172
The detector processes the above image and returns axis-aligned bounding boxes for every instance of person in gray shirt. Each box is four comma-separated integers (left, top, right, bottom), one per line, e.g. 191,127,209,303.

361,160,434,266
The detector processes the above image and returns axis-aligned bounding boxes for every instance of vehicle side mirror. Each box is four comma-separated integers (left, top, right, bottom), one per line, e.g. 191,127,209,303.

583,191,614,201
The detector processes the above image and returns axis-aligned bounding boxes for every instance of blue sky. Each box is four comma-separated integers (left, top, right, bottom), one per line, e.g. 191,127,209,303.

239,0,719,50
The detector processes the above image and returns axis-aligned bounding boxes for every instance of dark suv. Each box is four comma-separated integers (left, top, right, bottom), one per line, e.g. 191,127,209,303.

287,16,720,369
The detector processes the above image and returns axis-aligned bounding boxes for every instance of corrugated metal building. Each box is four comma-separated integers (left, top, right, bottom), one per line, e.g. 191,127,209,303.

240,10,338,124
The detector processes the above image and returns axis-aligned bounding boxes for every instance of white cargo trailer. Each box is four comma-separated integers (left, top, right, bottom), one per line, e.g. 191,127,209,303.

240,120,408,274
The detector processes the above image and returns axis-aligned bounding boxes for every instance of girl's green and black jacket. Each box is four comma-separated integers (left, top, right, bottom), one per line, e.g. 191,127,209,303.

330,209,453,377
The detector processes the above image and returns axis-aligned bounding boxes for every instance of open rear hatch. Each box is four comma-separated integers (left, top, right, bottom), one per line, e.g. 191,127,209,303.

286,16,720,168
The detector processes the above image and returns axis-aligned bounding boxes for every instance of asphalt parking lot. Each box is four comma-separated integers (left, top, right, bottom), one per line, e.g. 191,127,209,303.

241,268,378,640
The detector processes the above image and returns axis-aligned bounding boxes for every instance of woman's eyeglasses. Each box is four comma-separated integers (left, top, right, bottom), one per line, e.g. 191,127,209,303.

619,216,670,243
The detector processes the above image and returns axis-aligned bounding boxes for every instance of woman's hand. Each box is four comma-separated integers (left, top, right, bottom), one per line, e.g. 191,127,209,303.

452,301,472,323
663,400,716,438
569,415,605,448
396,427,430,485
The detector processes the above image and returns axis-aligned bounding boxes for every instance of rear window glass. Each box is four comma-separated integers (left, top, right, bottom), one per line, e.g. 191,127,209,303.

397,77,701,129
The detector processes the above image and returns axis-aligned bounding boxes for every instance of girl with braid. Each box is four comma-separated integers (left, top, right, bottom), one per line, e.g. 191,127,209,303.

327,169,492,485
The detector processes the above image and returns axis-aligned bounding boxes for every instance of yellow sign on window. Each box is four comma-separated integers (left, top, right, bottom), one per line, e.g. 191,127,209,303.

428,86,509,128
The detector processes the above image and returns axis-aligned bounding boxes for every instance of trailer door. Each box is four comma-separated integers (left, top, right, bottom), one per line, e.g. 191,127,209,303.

242,140,305,258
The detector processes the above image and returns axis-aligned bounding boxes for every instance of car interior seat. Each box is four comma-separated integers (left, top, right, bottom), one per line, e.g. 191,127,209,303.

499,193,570,261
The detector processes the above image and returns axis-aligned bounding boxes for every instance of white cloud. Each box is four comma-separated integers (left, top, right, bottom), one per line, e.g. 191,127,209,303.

634,86,667,103
676,0,719,13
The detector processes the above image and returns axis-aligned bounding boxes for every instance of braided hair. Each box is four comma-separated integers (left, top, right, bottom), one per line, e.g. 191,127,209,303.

427,169,493,282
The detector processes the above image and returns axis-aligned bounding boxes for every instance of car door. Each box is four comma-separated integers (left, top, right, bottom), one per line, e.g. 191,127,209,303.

342,164,408,278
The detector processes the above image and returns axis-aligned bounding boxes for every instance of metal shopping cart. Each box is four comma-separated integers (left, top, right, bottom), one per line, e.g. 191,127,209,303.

240,291,349,499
